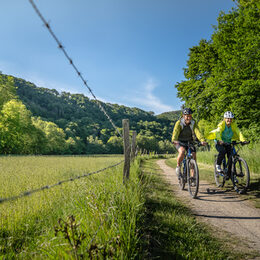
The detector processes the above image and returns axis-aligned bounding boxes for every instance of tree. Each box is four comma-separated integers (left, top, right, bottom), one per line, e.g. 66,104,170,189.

0,75,17,109
106,136,123,154
86,135,106,154
175,0,260,140
32,117,66,154
136,134,159,153
0,100,39,154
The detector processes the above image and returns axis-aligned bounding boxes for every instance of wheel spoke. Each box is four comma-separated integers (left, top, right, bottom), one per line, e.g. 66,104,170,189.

232,157,250,193
187,159,199,198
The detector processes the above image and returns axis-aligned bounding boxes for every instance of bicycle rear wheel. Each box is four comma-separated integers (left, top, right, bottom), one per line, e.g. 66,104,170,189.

232,157,250,194
214,158,225,188
187,159,199,198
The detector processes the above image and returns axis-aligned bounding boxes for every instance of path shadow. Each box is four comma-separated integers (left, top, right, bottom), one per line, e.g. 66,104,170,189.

194,214,260,220
248,178,260,198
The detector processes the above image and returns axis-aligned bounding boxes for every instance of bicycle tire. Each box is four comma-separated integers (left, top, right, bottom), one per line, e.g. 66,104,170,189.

187,159,199,198
214,158,225,188
231,156,250,194
178,164,185,190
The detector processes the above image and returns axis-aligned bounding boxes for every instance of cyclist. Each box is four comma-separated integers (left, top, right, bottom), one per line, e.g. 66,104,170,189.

206,111,246,172
172,108,207,177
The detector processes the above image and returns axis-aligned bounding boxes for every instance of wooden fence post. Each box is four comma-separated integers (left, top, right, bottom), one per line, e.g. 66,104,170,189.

123,119,130,183
131,131,137,160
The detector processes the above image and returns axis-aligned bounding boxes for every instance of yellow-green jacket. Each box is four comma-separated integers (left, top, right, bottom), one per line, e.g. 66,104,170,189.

206,120,245,141
171,118,205,142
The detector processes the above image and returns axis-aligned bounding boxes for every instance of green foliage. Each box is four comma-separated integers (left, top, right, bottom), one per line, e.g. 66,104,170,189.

156,110,182,121
136,134,159,153
32,117,67,154
0,100,42,154
175,1,260,141
86,135,106,154
0,75,17,109
0,73,176,155
107,136,123,154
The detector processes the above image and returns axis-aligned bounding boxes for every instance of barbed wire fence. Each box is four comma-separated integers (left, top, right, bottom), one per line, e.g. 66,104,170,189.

28,0,122,138
0,1,138,207
27,0,139,176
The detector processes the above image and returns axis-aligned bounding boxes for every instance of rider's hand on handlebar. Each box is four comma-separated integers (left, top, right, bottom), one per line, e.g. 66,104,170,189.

201,141,207,146
241,141,250,145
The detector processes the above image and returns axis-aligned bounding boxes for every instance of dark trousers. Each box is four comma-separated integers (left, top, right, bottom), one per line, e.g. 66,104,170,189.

215,144,232,166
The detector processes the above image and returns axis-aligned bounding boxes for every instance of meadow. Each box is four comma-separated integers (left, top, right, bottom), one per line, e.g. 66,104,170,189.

1,149,259,259
0,155,144,258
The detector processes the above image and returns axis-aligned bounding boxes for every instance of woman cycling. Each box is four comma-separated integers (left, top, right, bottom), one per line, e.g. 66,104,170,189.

206,111,247,172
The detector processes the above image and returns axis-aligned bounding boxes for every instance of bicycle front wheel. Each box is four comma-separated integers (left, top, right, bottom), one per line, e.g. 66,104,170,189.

187,159,199,198
232,157,250,194
178,165,185,190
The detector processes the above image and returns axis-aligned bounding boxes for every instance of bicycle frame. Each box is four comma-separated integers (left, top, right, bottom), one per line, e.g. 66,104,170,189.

182,144,195,179
222,144,238,177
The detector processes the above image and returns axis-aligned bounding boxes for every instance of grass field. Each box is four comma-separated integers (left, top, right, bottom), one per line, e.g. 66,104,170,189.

0,155,144,258
1,152,258,258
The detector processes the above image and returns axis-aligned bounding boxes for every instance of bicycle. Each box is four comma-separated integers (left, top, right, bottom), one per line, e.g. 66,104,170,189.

177,141,201,198
214,141,250,194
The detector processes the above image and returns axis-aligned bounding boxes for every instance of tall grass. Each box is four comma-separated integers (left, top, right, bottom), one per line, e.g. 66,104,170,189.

197,142,260,174
0,155,144,258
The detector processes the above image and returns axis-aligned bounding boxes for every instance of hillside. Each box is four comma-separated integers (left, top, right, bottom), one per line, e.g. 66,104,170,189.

0,73,177,154
157,110,181,121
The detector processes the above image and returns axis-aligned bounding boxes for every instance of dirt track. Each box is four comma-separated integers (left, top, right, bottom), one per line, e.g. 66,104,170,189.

157,159,260,257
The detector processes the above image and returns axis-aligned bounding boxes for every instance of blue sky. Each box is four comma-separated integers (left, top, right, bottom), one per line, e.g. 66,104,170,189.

0,0,236,114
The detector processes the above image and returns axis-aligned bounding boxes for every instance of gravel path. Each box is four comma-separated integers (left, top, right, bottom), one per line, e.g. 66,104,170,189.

157,159,260,257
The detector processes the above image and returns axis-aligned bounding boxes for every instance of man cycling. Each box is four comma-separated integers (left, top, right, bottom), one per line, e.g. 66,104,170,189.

172,108,207,177
206,111,246,172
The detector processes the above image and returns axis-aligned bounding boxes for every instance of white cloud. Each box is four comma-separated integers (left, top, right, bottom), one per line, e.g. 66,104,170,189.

131,78,174,114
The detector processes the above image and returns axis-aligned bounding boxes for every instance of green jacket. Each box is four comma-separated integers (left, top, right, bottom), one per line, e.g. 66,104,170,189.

171,118,205,142
206,120,245,142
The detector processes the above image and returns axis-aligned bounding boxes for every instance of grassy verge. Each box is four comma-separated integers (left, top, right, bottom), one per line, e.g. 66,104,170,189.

0,155,144,258
138,158,240,259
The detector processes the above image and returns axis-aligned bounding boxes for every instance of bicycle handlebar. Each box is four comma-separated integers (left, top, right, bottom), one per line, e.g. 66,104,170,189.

178,141,206,147
220,141,250,146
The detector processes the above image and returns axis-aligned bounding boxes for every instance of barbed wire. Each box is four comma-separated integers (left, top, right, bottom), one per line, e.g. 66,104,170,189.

0,160,124,205
87,215,107,250
28,0,122,138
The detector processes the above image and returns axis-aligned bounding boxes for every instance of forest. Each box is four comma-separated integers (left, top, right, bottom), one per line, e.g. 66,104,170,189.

0,0,259,155
0,73,179,154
